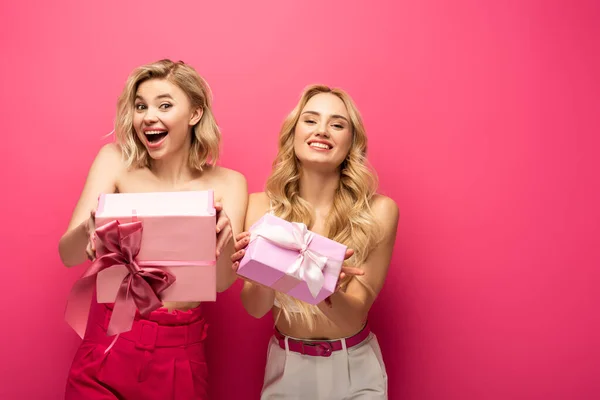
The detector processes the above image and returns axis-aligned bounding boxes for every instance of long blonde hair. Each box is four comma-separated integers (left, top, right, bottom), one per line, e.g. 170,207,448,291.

114,59,220,170
266,85,381,328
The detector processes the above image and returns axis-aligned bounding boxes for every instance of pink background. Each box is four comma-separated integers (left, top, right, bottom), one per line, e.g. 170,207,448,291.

1,1,599,399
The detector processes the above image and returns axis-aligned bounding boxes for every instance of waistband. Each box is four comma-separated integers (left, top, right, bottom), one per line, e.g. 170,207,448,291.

274,324,371,357
102,302,203,326
85,301,208,350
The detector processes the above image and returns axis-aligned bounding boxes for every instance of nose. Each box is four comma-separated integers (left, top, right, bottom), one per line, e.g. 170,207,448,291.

143,107,159,124
315,121,330,138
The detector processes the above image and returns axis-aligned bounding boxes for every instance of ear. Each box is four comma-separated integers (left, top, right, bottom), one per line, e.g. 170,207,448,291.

189,107,203,126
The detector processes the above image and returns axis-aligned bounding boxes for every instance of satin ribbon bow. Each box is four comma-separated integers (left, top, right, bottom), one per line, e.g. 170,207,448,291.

251,221,329,298
65,220,175,338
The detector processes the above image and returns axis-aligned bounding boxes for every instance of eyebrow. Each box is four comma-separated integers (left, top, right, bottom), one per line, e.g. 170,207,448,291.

301,110,349,123
135,94,174,101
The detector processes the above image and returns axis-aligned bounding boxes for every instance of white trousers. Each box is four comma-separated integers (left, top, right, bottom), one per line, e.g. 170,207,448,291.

260,332,388,399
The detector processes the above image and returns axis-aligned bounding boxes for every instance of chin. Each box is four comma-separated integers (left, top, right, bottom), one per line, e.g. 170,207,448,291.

299,158,342,172
145,148,169,160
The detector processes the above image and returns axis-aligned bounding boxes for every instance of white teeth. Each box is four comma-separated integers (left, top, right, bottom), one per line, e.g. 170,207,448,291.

145,130,166,135
309,142,330,149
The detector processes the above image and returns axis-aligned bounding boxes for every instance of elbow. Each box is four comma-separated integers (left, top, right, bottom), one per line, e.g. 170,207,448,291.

216,285,230,293
248,307,270,319
216,283,231,293
58,238,78,268
216,274,237,293
61,258,77,268
59,254,78,269
240,293,272,319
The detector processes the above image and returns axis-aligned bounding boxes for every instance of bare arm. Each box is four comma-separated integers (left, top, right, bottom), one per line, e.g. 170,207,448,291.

317,196,399,330
58,144,122,267
238,193,276,318
215,171,248,292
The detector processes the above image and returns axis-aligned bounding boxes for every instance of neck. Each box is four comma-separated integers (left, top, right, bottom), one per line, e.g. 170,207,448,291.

298,167,340,215
150,142,196,185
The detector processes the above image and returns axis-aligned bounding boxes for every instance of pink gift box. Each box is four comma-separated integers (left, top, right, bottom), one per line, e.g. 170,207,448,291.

95,190,217,303
237,213,347,305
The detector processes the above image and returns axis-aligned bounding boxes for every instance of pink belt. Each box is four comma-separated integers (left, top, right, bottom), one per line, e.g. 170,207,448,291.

274,324,371,357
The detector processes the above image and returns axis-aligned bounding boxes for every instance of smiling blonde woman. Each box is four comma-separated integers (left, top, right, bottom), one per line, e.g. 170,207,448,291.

232,84,399,399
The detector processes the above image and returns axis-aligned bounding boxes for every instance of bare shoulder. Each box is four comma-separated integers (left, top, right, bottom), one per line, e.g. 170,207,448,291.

211,165,246,181
206,165,248,206
206,166,247,189
372,194,399,216
371,194,399,236
65,143,125,231
88,142,128,184
96,143,126,168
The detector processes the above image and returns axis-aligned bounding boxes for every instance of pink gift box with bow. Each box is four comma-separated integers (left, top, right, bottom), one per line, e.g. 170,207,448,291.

65,190,216,339
237,213,347,305
94,191,217,303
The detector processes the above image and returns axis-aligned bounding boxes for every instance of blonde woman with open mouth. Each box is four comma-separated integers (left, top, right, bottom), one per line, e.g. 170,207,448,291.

61,59,247,400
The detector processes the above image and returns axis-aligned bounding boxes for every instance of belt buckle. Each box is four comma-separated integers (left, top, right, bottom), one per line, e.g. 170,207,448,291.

135,320,158,351
301,341,333,357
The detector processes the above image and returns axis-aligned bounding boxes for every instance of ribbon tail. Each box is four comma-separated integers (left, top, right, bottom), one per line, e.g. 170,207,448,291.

302,253,328,298
64,254,129,338
107,279,137,336
104,334,120,354
304,266,326,298
64,275,96,339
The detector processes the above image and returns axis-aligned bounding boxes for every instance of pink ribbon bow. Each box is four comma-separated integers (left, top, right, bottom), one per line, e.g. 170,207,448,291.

249,221,329,298
65,220,175,338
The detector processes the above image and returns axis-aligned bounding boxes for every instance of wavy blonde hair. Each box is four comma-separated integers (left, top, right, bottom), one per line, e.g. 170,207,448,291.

266,85,381,328
114,59,220,170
